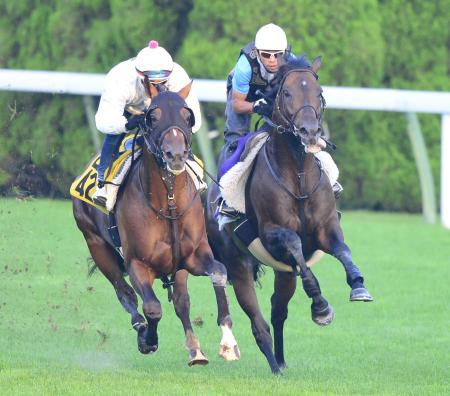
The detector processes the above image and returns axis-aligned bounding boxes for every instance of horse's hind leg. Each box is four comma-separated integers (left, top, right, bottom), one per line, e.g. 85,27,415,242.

185,243,240,362
271,271,297,369
230,261,281,374
128,259,161,354
172,269,209,366
263,225,334,326
318,226,373,302
75,219,147,339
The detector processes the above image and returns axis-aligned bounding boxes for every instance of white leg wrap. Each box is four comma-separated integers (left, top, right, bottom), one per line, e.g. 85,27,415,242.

220,324,238,347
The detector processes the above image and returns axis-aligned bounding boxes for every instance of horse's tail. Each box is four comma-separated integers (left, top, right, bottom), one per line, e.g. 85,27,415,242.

86,255,126,277
87,257,97,277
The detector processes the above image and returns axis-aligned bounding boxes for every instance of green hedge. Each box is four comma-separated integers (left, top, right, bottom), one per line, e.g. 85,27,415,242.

0,0,448,212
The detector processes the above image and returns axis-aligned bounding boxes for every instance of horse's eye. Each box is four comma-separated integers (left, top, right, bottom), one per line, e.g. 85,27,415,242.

283,89,291,99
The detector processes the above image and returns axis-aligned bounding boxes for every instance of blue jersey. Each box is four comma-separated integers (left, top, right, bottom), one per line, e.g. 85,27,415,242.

231,55,252,95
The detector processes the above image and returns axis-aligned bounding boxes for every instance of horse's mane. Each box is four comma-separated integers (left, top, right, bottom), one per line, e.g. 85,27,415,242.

266,55,312,101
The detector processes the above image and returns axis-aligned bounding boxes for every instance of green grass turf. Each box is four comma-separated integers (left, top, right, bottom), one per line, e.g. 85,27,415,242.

0,198,449,395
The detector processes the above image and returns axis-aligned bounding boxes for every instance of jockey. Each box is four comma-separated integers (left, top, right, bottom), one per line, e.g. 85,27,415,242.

219,23,342,217
92,40,202,207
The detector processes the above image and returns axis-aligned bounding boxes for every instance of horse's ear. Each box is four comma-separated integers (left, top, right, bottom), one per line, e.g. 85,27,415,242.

177,80,193,100
311,56,322,74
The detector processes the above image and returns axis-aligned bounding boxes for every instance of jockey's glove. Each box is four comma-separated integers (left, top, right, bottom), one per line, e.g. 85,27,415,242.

252,98,273,118
125,114,145,130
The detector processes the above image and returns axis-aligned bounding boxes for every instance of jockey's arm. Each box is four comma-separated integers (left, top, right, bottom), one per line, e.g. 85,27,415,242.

169,63,202,133
231,90,254,114
95,67,130,135
184,85,202,133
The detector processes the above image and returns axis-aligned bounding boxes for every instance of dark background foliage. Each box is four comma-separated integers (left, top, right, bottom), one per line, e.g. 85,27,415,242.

0,0,449,211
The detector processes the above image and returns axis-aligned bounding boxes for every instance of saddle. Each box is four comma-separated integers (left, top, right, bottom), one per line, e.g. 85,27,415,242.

219,131,269,214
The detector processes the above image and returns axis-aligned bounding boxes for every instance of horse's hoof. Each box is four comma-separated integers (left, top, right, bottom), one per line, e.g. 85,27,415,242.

350,287,373,302
311,303,335,326
277,361,288,370
219,344,241,361
137,325,158,354
272,366,283,375
138,340,158,354
188,349,209,366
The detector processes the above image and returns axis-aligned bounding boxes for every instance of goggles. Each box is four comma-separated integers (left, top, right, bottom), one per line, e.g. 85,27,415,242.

137,69,172,83
258,50,285,60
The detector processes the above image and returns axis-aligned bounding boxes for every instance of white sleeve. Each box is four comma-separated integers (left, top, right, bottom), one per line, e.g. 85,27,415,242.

185,82,202,133
95,68,129,135
168,63,202,133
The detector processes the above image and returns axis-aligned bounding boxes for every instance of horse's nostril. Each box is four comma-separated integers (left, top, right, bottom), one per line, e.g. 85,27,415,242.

300,128,308,135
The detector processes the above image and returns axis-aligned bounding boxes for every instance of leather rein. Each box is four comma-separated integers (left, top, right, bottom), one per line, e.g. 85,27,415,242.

262,68,325,202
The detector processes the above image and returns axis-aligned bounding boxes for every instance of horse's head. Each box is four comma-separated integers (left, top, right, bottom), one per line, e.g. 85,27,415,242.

272,57,325,151
142,82,195,174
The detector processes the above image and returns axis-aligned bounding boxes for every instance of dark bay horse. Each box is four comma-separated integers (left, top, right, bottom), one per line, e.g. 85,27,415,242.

73,83,240,365
206,57,371,374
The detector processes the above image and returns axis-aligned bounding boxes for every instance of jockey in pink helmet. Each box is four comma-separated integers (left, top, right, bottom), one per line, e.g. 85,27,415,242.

93,40,201,207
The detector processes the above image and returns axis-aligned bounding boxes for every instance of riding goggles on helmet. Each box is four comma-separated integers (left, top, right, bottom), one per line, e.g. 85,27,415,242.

258,50,285,60
138,69,172,83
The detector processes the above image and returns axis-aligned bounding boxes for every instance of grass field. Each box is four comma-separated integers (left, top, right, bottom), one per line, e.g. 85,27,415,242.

0,198,449,395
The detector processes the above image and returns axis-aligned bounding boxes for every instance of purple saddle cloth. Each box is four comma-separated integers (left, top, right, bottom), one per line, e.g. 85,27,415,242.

219,132,258,179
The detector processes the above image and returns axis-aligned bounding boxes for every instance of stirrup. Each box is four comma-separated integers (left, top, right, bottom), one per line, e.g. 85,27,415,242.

332,181,343,199
218,198,240,218
92,184,107,207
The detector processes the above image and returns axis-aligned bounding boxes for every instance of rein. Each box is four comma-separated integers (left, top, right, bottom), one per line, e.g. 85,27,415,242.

136,104,199,292
137,154,199,221
263,68,326,239
263,140,324,201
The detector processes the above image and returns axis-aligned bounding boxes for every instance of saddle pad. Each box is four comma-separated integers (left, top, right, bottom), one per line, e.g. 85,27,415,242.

70,135,205,212
220,132,269,214
70,135,138,213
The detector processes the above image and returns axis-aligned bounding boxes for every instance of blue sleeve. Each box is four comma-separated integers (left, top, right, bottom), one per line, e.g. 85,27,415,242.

231,55,252,94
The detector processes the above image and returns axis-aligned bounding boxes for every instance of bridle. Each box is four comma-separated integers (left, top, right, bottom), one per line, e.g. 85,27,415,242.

262,68,327,240
262,68,326,200
141,101,194,169
264,68,326,139
135,95,198,221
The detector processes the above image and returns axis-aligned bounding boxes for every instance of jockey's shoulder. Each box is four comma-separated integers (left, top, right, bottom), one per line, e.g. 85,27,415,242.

105,58,137,85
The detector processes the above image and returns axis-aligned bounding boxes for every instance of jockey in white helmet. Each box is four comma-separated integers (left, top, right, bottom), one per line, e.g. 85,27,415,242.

92,40,201,207
218,23,342,218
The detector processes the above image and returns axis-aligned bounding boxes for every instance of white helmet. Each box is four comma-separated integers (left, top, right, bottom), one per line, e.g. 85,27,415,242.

254,23,287,51
135,40,174,82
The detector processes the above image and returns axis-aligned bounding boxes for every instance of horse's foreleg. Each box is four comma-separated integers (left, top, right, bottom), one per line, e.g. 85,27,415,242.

82,232,146,331
318,226,373,302
263,225,334,326
185,245,240,362
128,260,161,354
172,269,208,366
271,271,297,369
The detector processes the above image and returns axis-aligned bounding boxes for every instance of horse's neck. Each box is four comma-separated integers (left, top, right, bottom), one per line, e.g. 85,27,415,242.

270,133,315,171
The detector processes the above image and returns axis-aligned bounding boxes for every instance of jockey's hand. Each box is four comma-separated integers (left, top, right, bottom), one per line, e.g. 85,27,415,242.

252,98,273,118
125,114,145,130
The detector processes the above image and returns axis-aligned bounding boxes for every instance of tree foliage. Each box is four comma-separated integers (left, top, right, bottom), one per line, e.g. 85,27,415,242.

0,0,448,212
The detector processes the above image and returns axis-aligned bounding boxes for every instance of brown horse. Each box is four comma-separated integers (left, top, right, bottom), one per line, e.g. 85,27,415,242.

206,57,372,374
73,83,240,366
